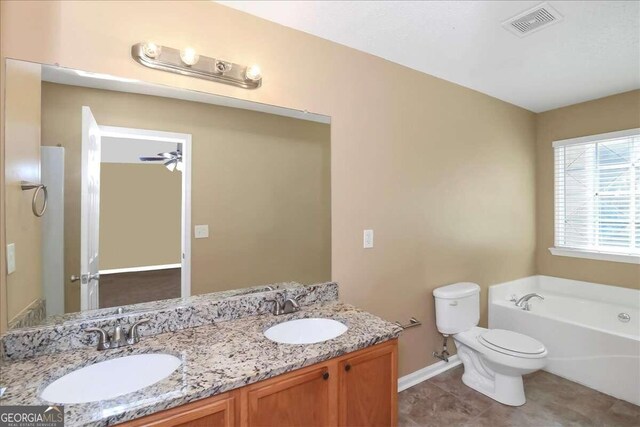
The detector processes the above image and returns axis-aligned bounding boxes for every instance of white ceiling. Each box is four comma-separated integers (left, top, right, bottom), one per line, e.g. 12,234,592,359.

218,1,640,112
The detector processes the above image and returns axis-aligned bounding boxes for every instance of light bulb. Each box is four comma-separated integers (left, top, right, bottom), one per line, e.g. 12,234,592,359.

245,65,262,82
142,42,161,59
176,161,184,172
180,47,199,66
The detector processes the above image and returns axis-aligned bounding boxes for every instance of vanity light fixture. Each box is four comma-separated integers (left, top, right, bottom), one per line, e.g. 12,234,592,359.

142,42,161,59
245,65,262,82
131,42,262,89
179,47,199,66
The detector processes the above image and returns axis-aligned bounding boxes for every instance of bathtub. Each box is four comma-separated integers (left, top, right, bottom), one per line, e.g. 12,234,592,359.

489,275,640,405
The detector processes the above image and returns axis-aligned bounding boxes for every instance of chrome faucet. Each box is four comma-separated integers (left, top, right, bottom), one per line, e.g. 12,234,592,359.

85,319,149,350
514,293,544,311
266,293,302,315
282,298,301,314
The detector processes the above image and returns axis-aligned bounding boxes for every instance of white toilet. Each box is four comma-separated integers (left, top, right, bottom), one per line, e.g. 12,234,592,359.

433,282,547,406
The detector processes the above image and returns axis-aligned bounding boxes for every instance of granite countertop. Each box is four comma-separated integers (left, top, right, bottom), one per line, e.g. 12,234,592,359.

34,282,302,329
0,301,402,426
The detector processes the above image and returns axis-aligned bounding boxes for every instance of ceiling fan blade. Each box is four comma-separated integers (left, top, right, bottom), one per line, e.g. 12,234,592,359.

139,156,165,161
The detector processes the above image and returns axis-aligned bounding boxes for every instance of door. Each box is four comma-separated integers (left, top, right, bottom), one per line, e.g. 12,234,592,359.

242,363,338,427
80,106,101,310
338,340,398,427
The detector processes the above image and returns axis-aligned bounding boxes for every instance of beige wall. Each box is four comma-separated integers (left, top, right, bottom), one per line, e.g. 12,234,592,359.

99,163,181,270
41,82,331,313
0,0,5,333
0,1,538,376
536,90,640,289
4,60,43,323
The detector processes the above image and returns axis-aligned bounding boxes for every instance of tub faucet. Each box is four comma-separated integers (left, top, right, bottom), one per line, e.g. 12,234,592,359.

515,293,544,311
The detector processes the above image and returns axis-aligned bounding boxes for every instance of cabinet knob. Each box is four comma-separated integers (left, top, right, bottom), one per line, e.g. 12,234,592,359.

322,372,330,380
345,363,351,372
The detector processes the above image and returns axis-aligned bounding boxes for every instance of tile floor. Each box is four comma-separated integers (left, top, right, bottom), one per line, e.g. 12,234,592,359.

398,365,640,427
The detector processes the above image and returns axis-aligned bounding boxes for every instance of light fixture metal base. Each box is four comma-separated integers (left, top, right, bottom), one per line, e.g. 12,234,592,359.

131,43,261,89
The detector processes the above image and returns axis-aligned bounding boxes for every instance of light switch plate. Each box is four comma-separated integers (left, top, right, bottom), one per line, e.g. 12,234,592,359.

6,243,16,274
363,229,374,249
194,225,209,239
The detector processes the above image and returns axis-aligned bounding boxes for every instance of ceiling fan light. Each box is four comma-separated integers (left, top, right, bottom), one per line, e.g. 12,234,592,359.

165,160,177,172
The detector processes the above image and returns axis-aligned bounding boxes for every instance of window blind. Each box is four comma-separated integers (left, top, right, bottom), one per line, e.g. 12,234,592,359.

553,129,640,256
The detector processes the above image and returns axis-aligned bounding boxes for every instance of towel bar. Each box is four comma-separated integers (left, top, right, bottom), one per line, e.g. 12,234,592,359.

395,317,421,330
21,181,48,217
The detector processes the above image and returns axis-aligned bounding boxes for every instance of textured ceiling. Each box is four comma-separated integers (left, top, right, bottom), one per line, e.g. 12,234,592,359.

218,1,640,112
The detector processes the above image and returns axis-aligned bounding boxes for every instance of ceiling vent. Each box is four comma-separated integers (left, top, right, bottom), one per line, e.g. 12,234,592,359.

502,2,563,37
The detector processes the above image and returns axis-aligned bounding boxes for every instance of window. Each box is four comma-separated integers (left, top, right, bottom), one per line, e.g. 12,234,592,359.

552,128,640,264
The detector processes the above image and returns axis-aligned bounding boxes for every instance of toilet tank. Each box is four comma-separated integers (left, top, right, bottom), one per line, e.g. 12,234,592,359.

433,282,481,335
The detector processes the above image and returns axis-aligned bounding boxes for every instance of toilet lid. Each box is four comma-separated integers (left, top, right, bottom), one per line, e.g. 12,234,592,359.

479,329,545,355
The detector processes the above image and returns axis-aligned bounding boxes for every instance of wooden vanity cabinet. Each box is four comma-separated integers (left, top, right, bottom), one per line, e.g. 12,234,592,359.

240,362,338,426
119,340,397,427
338,340,397,427
121,391,237,427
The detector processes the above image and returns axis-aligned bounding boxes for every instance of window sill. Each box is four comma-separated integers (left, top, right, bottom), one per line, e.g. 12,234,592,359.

549,247,640,265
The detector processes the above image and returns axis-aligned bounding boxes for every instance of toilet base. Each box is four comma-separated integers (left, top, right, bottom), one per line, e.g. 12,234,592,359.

461,369,526,406
456,344,527,406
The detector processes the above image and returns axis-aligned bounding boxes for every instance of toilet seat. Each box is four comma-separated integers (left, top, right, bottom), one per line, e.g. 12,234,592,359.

479,329,546,359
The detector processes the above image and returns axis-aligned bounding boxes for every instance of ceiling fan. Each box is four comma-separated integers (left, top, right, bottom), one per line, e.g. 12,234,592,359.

139,145,183,172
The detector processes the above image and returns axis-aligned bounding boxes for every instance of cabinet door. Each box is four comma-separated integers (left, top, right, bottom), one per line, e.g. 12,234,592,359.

118,391,236,427
338,340,398,427
241,363,338,427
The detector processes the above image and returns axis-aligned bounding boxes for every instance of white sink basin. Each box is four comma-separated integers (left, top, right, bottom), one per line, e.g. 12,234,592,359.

40,354,181,404
264,318,348,345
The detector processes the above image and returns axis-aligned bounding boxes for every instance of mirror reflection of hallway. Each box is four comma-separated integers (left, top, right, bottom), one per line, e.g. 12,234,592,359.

97,131,189,308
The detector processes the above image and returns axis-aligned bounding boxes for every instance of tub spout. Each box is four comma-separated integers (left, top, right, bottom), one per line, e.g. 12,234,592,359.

515,293,544,311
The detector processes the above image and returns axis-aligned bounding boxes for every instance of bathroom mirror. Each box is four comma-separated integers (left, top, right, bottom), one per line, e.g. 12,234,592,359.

3,58,331,329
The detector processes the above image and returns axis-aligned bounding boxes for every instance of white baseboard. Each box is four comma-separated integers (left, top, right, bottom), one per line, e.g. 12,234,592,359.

99,263,182,275
398,355,461,392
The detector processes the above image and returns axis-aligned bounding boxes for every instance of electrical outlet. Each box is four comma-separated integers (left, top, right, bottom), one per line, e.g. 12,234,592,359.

363,229,374,249
194,225,209,239
6,243,16,274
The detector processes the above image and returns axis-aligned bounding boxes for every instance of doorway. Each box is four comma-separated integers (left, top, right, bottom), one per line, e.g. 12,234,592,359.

80,107,191,310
